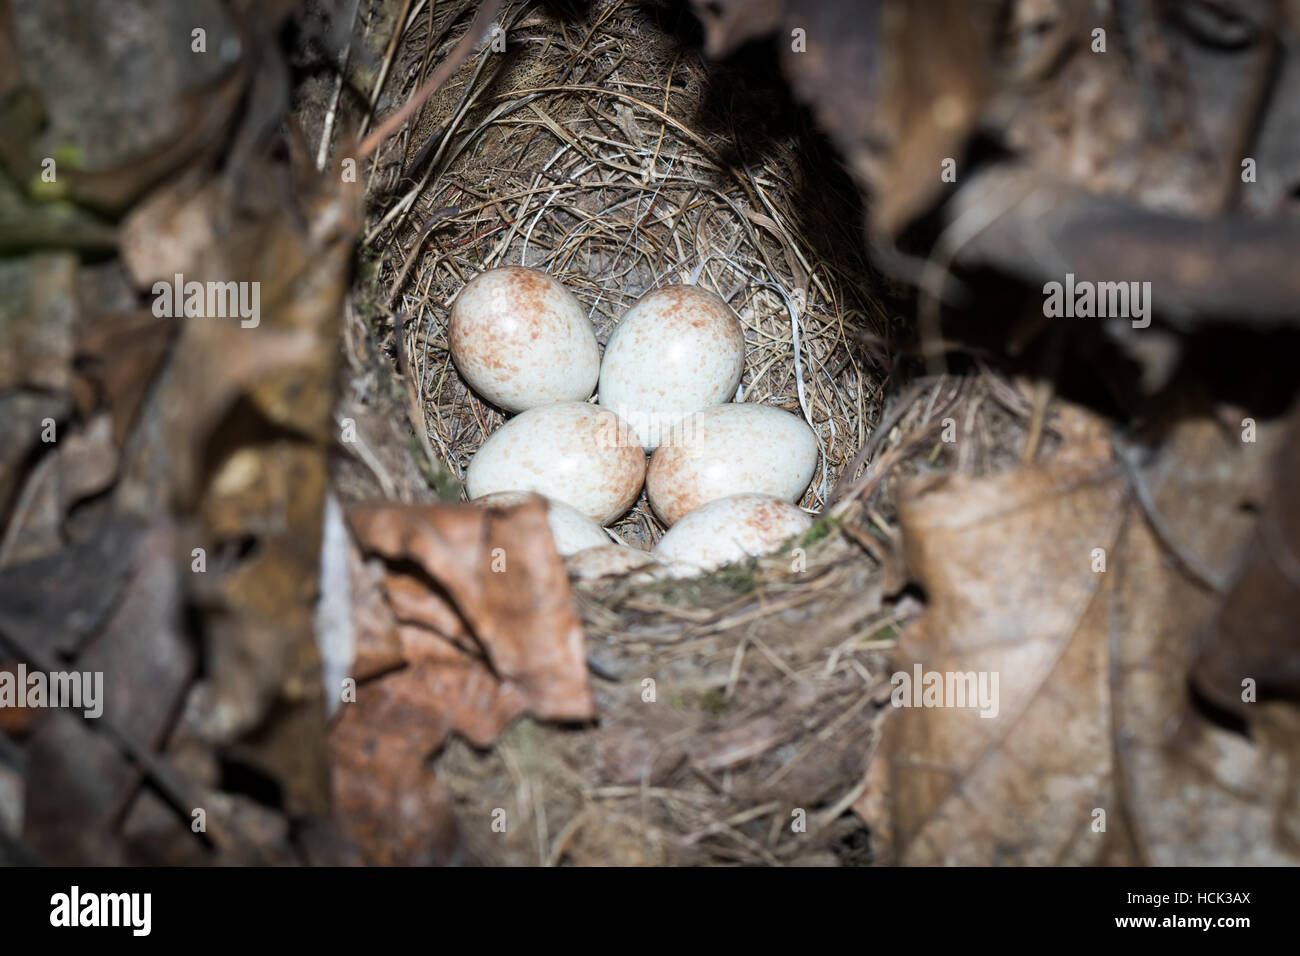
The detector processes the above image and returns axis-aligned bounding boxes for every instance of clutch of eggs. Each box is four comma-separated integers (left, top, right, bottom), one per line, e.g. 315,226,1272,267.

466,402,646,525
653,493,812,577
449,266,600,412
472,491,609,556
598,285,745,449
646,403,818,526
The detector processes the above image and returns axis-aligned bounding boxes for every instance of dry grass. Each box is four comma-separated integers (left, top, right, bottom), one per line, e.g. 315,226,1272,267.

363,0,891,548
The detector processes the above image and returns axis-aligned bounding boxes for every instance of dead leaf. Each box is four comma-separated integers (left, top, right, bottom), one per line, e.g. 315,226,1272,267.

330,498,592,864
1192,403,1300,711
0,413,120,566
690,0,788,59
857,408,1299,865
858,454,1129,864
771,0,994,238
346,500,593,722
76,310,174,447
21,522,196,864
347,549,406,682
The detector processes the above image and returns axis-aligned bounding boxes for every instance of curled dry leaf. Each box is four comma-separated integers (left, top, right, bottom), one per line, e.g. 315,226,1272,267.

857,407,1299,865
689,0,992,238
331,498,592,864
858,454,1129,864
74,310,173,447
1192,404,1300,712
22,522,196,864
0,413,120,567
109,136,359,822
689,0,788,58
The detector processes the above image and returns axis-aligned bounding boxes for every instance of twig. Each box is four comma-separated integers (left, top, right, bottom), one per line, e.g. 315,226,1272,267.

316,0,361,171
1112,434,1228,593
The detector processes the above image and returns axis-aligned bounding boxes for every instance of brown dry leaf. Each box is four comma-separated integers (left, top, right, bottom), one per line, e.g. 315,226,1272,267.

869,0,994,238
857,407,1299,864
1192,405,1300,713
1113,411,1300,864
347,500,594,722
689,0,788,58
0,515,140,659
688,0,994,236
22,522,196,864
331,499,592,865
346,543,405,682
0,413,120,566
109,143,359,821
75,310,174,447
858,455,1129,864
774,0,994,239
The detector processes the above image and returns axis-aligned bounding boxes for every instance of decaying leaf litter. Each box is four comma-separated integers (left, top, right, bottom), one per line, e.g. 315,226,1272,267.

1,0,1298,866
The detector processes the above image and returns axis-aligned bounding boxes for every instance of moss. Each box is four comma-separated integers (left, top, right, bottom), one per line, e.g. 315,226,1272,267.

695,687,731,714
351,245,387,334
28,175,67,201
867,620,902,643
53,144,83,167
649,557,758,605
428,467,464,502
408,434,464,502
668,687,733,714
799,515,839,548
355,244,382,286
711,560,759,595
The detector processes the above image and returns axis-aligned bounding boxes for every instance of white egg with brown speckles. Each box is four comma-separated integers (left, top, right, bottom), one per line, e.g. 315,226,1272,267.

647,404,818,526
653,493,812,577
450,266,600,412
473,491,610,556
466,402,646,524
598,284,745,449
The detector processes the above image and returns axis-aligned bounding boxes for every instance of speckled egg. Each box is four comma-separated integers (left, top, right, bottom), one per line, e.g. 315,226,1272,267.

466,402,646,524
653,493,812,577
449,266,600,412
565,544,664,581
646,404,819,526
597,284,745,449
473,491,610,556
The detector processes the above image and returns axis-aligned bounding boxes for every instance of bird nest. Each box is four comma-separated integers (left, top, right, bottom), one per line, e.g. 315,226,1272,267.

357,0,899,865
368,0,889,550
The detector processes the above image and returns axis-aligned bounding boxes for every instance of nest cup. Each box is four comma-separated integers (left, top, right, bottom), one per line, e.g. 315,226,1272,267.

377,2,888,551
